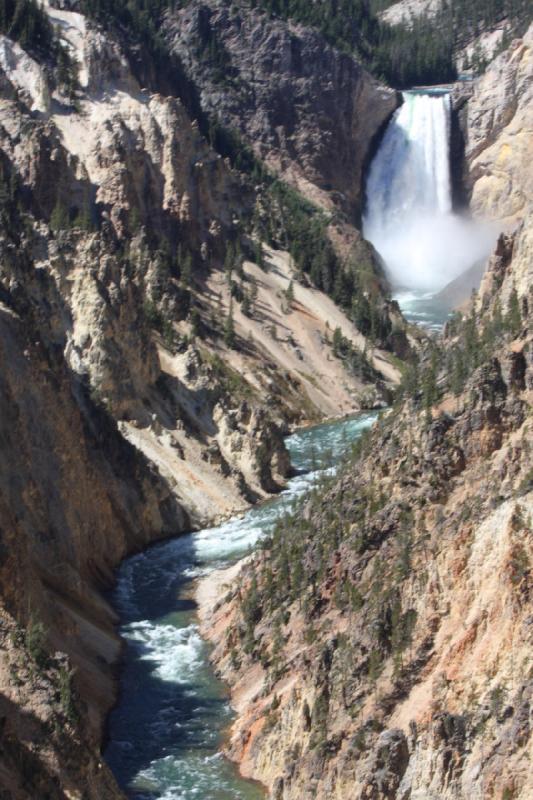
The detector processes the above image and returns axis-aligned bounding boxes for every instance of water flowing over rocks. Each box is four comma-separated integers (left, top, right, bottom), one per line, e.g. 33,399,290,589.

0,1,531,797
201,249,533,799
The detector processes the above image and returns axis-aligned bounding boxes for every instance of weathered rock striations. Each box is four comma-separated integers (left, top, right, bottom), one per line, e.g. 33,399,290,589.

200,231,533,799
165,0,399,221
2,2,530,798
462,23,533,316
0,300,185,797
380,0,443,27
198,29,533,794
465,23,533,227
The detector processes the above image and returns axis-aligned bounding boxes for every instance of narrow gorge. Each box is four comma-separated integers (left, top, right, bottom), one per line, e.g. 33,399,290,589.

0,1,531,799
106,414,377,798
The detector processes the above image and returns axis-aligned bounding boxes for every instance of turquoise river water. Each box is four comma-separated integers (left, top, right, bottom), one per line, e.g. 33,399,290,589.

105,412,378,799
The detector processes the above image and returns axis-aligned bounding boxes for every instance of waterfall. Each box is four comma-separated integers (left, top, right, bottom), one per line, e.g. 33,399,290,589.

363,91,495,294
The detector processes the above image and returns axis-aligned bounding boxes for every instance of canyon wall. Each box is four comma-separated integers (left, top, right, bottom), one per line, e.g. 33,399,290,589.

165,0,399,220
465,23,533,312
200,23,533,800
466,24,533,227
203,207,533,800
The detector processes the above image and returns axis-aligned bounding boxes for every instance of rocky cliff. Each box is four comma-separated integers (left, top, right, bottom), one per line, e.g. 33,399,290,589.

164,0,399,221
465,23,533,228
201,213,533,800
464,22,533,316
381,0,531,74
0,294,185,798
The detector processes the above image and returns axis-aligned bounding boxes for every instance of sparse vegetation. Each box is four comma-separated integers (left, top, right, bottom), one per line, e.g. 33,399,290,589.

255,181,393,347
252,0,532,86
143,298,176,349
332,327,379,382
224,300,236,348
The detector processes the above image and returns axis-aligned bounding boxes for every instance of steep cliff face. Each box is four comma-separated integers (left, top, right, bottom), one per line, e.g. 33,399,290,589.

165,0,399,220
463,22,533,319
0,302,185,797
201,226,533,799
380,0,530,71
380,0,442,26
465,23,533,227
0,2,400,521
446,22,533,308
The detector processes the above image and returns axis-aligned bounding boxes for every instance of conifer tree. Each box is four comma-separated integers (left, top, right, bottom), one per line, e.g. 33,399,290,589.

506,288,522,336
50,198,70,232
284,279,294,313
180,252,193,287
190,307,202,338
224,243,234,286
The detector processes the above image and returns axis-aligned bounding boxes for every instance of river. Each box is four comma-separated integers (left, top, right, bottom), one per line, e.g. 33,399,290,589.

105,412,378,799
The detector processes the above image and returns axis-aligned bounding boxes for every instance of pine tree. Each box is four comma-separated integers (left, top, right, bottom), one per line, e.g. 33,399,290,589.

506,288,522,336
255,240,266,270
235,240,244,280
422,347,439,416
241,290,252,317
224,243,235,285
180,252,193,287
284,279,294,313
190,307,202,338
50,198,70,232
332,326,344,357
73,195,93,231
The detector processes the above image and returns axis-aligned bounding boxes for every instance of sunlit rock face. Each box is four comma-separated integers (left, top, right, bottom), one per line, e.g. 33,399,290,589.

465,23,533,313
466,23,533,227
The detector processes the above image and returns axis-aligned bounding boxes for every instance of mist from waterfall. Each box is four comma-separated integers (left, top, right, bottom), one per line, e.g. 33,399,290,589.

363,91,496,294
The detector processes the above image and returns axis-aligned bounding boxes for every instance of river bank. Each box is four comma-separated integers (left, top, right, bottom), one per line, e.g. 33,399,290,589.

104,413,378,799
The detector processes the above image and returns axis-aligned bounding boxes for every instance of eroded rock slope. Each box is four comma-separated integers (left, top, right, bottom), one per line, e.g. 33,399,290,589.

202,199,533,800
165,0,399,219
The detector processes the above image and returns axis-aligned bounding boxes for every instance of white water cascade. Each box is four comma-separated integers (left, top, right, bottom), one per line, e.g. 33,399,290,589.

363,91,496,294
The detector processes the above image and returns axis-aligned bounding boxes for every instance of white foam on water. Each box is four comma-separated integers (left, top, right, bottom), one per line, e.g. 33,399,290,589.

123,621,204,684
111,411,380,800
190,462,347,566
137,751,255,800
193,519,265,562
182,566,208,579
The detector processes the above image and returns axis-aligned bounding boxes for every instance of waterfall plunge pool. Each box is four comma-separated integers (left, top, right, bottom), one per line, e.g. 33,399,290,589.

393,289,454,333
105,412,379,799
